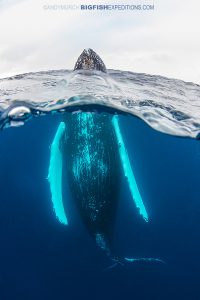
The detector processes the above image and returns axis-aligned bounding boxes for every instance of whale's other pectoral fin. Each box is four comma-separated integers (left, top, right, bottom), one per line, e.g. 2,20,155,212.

112,116,148,222
48,122,68,225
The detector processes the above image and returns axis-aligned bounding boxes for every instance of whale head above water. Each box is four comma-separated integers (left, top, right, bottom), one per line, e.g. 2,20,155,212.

74,48,107,73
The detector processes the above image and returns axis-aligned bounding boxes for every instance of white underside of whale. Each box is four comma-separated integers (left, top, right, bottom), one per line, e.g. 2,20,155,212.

48,122,68,225
112,115,148,222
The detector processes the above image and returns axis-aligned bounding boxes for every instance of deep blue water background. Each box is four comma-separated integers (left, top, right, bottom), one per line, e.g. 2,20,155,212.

0,113,200,300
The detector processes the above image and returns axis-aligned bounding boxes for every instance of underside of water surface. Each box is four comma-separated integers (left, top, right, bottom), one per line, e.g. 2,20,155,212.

0,68,200,138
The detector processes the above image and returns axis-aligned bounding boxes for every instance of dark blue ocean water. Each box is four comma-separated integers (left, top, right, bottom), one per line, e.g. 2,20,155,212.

0,113,200,300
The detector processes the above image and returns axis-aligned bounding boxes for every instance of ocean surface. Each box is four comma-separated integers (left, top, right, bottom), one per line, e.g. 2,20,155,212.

0,69,200,299
0,69,200,137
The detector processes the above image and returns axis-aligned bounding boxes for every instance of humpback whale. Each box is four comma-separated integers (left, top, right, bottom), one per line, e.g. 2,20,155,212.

48,49,164,265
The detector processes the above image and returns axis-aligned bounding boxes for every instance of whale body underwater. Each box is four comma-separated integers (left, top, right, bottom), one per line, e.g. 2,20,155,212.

48,49,163,265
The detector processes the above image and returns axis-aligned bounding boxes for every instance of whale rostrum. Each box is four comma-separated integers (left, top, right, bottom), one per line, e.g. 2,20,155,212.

74,48,107,73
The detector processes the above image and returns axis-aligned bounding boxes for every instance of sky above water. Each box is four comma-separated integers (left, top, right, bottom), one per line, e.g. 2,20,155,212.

0,0,200,84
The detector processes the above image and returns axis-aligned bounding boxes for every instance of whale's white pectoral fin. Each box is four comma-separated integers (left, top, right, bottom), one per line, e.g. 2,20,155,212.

112,116,148,222
48,122,68,225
